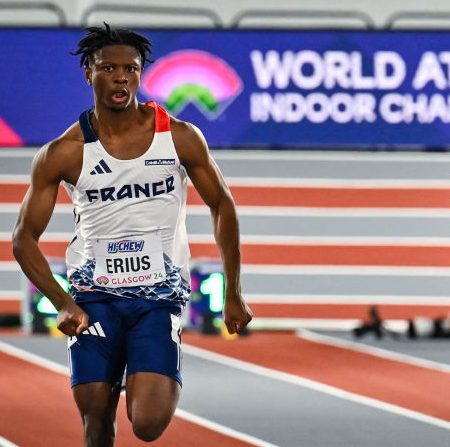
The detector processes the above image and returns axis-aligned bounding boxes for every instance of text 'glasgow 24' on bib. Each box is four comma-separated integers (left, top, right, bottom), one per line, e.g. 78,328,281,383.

92,232,166,288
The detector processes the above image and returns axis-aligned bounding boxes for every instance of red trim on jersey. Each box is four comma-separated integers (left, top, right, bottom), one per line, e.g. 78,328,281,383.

146,101,170,132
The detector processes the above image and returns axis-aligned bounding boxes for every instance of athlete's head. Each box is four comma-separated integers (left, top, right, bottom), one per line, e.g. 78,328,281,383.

72,22,152,69
72,23,153,111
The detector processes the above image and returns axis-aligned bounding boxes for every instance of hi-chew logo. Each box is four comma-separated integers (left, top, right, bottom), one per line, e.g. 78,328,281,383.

140,50,243,120
107,240,144,254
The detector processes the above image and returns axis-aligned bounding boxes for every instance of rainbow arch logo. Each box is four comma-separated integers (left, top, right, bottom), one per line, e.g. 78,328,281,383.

140,50,243,120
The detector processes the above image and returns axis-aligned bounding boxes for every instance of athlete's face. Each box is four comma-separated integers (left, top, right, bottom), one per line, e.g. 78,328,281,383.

85,45,142,111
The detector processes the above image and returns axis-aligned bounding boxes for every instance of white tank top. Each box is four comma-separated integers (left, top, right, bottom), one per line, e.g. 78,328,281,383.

63,101,190,304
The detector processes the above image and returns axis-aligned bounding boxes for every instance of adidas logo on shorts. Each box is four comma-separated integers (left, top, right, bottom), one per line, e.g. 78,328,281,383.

82,321,106,337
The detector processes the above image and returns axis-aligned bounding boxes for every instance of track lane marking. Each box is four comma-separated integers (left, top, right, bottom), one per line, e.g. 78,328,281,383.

5,203,450,217
0,436,19,447
297,329,450,374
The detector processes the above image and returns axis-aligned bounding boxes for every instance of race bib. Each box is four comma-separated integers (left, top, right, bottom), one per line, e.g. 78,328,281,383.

92,233,166,288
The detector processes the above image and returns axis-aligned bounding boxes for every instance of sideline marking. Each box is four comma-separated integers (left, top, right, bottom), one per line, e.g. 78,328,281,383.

3,203,450,218
5,231,450,246
211,150,450,163
297,329,450,374
0,436,19,447
4,261,450,277
0,341,278,447
245,293,450,305
3,147,450,162
3,174,450,188
175,409,279,447
182,343,450,431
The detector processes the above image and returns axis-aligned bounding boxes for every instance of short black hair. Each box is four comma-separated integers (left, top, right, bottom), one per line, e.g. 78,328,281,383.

72,22,153,68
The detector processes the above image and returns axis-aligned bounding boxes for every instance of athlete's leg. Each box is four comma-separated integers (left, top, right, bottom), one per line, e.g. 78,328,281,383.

123,302,183,441
68,296,126,446
73,382,121,447
126,372,180,441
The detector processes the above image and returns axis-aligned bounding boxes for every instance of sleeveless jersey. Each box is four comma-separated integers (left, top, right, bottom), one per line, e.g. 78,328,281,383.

63,101,190,304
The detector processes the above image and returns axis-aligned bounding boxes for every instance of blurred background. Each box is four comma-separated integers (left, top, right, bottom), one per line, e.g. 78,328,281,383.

1,1,450,447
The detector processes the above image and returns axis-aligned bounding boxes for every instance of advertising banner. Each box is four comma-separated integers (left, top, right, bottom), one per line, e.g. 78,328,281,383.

2,28,450,149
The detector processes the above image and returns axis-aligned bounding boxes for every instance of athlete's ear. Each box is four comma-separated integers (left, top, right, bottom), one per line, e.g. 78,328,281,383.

85,67,92,86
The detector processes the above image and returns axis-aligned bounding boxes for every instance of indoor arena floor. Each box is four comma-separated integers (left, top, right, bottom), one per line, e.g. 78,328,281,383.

1,329,450,447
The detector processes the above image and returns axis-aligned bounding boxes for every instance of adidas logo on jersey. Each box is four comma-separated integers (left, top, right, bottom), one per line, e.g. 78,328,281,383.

82,321,106,337
90,159,112,175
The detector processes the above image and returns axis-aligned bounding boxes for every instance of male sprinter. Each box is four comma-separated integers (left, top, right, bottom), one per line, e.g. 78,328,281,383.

13,23,253,446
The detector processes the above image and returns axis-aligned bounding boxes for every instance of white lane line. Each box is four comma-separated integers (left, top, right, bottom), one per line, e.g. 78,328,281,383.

249,318,363,331
5,231,450,246
3,147,450,163
0,341,69,375
183,343,450,432
0,291,22,300
211,150,450,162
245,294,450,305
3,261,450,277
5,292,450,307
297,329,450,374
0,204,74,213
190,234,450,246
218,178,450,188
0,149,38,157
0,436,20,447
3,174,450,188
242,265,450,276
175,409,280,447
0,341,278,447
3,203,450,218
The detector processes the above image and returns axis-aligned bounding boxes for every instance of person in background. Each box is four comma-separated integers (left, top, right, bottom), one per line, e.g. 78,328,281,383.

353,306,450,339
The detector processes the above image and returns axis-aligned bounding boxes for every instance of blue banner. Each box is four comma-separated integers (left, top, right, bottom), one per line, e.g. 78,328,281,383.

2,28,450,149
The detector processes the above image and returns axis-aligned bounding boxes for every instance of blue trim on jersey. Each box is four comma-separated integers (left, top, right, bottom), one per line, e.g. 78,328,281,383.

70,254,190,304
79,109,97,143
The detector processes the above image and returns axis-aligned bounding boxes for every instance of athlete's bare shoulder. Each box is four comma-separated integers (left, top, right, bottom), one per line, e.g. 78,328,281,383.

170,116,208,167
33,122,85,186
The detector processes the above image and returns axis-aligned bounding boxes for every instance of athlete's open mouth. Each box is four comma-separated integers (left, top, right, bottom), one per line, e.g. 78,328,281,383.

111,89,129,104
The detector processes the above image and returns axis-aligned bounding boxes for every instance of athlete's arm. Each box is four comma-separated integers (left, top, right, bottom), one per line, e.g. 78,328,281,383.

172,121,253,334
12,140,89,336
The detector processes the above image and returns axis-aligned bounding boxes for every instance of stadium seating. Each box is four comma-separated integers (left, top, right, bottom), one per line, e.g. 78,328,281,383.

3,0,450,29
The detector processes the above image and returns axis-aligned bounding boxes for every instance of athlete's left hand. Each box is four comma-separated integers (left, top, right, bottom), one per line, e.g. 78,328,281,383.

223,292,253,335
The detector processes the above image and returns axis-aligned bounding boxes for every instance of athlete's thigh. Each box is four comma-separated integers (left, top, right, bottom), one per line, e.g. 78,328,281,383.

73,381,121,418
124,304,182,423
125,304,183,385
68,300,125,388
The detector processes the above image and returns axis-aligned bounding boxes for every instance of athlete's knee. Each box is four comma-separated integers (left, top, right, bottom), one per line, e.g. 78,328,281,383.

132,417,170,442
81,410,116,446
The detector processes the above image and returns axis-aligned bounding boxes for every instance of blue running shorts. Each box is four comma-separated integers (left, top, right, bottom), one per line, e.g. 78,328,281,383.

67,292,183,388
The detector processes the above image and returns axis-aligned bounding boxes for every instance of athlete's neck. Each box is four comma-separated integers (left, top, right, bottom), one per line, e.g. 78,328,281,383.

92,101,144,137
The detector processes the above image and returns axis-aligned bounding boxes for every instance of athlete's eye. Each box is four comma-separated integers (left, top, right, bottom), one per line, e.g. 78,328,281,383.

103,66,113,72
128,66,137,73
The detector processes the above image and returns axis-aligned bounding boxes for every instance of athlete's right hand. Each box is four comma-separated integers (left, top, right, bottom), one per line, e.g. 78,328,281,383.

56,301,89,336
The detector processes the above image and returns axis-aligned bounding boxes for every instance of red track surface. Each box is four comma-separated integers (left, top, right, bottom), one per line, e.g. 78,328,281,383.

247,303,450,320
0,351,256,447
2,240,450,266
2,183,450,208
3,301,450,321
